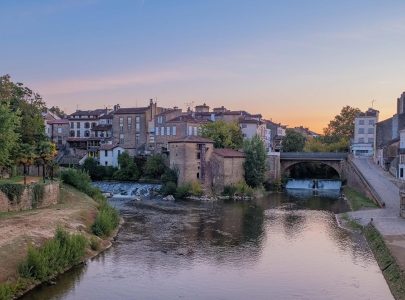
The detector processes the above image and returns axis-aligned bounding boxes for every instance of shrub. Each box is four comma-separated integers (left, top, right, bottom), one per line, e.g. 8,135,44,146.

31,183,45,208
19,227,87,281
160,181,177,196
143,154,167,179
235,181,254,197
223,185,237,197
91,203,119,237
0,283,13,300
190,181,203,196
0,183,25,204
161,167,178,184
60,169,101,200
89,237,101,251
175,183,191,199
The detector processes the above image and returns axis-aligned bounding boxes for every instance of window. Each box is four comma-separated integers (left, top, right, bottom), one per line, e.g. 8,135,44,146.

85,122,90,129
401,168,404,178
127,117,132,129
241,124,247,128
77,122,81,128
368,138,374,144
172,126,176,136
369,119,375,125
197,172,200,179
120,134,124,144
193,127,198,136
84,130,90,137
161,127,164,136
92,122,96,128
57,136,62,145
359,120,364,125
359,137,364,143
77,130,81,137
57,127,62,134
358,128,364,134
70,122,74,129
136,123,140,132
105,150,108,157
156,128,159,136
136,116,140,123
105,161,108,166
135,133,140,144
158,116,163,124
368,128,374,134
70,130,75,137
188,126,192,136
166,126,170,135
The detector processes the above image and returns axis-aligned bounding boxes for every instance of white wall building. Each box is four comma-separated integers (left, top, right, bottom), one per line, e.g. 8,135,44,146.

99,144,124,167
351,108,379,156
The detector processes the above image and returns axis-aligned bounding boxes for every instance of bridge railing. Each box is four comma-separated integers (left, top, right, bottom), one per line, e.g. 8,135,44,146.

280,152,348,160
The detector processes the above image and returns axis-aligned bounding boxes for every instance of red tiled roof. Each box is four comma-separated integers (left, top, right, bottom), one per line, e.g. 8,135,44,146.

213,148,246,158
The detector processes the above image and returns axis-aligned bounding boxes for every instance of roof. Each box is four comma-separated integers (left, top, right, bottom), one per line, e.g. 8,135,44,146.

100,143,122,150
47,119,69,125
213,148,246,158
168,135,214,144
239,118,262,124
69,109,106,117
114,107,149,114
156,108,182,117
167,114,209,124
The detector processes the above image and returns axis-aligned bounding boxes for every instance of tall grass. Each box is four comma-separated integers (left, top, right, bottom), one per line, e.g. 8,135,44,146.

0,284,12,300
60,169,104,202
91,202,119,237
18,227,87,281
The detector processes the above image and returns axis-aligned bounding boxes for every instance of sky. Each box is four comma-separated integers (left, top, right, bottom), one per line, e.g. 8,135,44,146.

2,0,405,132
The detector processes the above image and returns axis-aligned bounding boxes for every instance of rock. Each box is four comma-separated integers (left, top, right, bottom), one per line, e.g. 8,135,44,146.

163,195,175,201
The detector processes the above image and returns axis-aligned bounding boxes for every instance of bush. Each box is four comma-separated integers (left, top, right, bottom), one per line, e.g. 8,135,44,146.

175,183,191,199
19,227,87,281
235,181,254,197
89,237,101,251
0,183,25,204
91,203,119,237
0,283,13,300
161,167,178,184
223,185,237,197
160,181,177,196
143,154,167,179
190,181,203,196
60,169,103,200
31,183,45,208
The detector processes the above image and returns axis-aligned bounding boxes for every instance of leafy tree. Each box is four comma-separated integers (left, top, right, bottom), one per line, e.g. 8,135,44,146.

0,102,20,167
143,154,166,178
15,143,36,184
49,106,66,118
304,136,350,152
37,141,57,181
323,105,361,142
113,152,140,181
201,120,244,149
282,129,306,152
243,135,267,188
82,157,107,180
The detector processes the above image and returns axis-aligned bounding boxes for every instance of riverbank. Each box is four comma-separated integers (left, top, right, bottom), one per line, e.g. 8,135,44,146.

0,184,121,300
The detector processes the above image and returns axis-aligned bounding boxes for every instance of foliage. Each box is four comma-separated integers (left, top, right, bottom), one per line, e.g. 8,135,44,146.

91,202,119,237
89,237,101,251
175,183,191,199
49,106,65,118
143,154,167,179
19,227,86,281
113,152,140,181
189,181,203,196
243,135,267,188
0,283,13,300
282,129,306,152
234,181,254,196
60,169,102,200
343,187,377,211
161,167,178,184
160,181,177,196
222,185,237,197
323,106,361,142
0,183,25,204
201,120,244,149
0,101,20,167
31,183,45,208
81,158,118,181
304,136,350,153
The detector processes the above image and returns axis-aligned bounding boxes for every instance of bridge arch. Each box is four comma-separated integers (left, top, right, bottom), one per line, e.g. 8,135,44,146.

281,161,342,179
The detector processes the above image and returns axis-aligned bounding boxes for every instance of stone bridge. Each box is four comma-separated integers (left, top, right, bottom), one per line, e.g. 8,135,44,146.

279,152,348,179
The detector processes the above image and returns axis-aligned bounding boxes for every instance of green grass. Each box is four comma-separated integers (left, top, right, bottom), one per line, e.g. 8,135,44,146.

341,213,364,231
343,186,378,211
364,224,405,300
0,176,24,184
91,202,119,237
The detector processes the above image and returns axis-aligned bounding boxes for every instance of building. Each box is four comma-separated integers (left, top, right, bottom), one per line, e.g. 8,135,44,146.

239,117,271,152
351,108,379,156
99,144,124,167
42,111,70,149
293,126,320,139
168,136,214,185
112,99,164,156
265,120,286,152
210,148,246,193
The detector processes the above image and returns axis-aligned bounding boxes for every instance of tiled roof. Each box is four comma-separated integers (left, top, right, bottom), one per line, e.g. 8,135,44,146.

69,109,106,117
213,148,246,158
167,114,209,124
114,107,149,114
168,135,214,144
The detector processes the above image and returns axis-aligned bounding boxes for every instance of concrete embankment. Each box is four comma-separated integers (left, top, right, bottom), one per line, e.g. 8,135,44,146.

0,184,121,299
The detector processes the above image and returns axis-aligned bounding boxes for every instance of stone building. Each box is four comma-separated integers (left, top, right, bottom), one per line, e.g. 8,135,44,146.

46,119,70,149
210,148,246,193
99,143,124,167
112,100,165,156
168,136,214,185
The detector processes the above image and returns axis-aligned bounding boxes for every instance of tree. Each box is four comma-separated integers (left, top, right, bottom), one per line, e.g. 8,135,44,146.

82,157,106,180
15,144,36,184
201,120,244,149
0,102,20,167
113,152,140,181
37,141,57,181
49,106,66,118
143,154,166,179
323,105,361,142
282,129,306,152
304,136,350,153
243,135,267,188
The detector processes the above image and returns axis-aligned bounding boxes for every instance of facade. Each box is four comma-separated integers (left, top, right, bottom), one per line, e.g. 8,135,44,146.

265,120,286,152
168,136,214,185
46,119,70,148
99,144,124,167
351,108,379,156
112,100,164,156
210,149,246,193
240,117,271,152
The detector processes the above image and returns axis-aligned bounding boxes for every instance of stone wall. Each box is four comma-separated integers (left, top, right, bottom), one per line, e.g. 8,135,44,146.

0,182,60,212
210,154,245,193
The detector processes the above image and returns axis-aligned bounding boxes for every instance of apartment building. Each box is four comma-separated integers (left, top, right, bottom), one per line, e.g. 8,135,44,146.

351,108,379,156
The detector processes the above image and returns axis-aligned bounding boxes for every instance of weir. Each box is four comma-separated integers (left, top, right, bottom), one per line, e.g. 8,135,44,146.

92,181,161,198
286,179,342,190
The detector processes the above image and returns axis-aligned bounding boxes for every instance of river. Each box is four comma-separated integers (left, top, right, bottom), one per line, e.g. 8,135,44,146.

22,185,393,300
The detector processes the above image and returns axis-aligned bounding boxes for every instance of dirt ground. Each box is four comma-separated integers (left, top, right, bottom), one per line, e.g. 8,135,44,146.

0,185,99,283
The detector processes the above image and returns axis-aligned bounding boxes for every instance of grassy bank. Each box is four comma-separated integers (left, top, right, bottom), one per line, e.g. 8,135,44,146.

364,224,405,300
343,186,378,211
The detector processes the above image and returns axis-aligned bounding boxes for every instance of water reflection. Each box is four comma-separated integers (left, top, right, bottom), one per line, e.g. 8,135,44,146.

22,192,393,300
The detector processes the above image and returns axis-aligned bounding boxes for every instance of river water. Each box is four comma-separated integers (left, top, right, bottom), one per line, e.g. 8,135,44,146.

22,188,393,300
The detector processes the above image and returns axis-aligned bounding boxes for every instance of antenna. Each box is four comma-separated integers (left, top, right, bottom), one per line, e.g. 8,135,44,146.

185,101,194,111
371,99,376,108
